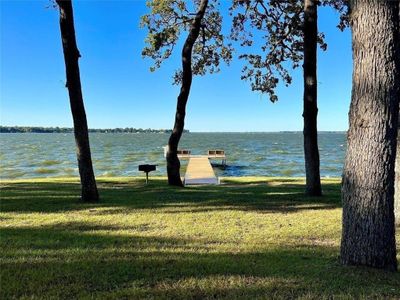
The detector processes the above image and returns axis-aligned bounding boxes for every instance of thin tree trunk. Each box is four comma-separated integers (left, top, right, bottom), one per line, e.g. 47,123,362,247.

166,0,208,186
395,122,400,225
303,0,322,196
340,0,399,271
56,0,99,202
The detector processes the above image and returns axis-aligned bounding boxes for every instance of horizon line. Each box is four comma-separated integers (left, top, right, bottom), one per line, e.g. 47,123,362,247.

0,125,347,134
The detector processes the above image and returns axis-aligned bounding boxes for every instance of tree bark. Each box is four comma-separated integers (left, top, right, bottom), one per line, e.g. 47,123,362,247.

56,0,99,202
166,0,208,186
303,0,322,196
395,121,400,225
395,7,400,227
340,0,399,271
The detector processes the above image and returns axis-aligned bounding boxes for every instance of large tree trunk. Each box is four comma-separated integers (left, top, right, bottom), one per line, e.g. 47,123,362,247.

166,0,208,186
396,6,400,227
303,0,322,196
340,0,399,271
56,0,99,202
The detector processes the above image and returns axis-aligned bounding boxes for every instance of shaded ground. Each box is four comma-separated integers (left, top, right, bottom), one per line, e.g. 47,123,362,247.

1,177,399,299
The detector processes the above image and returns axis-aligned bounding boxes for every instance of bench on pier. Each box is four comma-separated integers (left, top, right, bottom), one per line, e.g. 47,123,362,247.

177,149,191,159
207,150,226,166
207,150,225,158
162,146,191,159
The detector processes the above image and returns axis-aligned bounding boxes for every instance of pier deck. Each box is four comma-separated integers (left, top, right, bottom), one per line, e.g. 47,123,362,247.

184,156,219,186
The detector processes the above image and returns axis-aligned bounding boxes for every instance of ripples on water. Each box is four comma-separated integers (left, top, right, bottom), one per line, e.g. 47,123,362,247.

0,132,346,179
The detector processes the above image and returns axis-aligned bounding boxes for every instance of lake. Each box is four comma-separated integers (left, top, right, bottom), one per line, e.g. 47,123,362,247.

0,132,346,179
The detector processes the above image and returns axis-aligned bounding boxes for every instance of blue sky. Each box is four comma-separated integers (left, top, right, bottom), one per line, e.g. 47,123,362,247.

1,0,352,132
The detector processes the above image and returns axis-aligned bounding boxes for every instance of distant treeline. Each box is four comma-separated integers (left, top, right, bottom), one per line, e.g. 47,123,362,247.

0,126,189,134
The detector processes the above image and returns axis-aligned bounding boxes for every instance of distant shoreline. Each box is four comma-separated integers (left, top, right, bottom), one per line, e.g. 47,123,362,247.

0,126,188,134
0,126,346,134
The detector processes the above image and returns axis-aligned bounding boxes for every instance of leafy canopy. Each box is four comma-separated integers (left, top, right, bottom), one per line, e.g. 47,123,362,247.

141,0,349,99
230,0,349,102
141,0,233,84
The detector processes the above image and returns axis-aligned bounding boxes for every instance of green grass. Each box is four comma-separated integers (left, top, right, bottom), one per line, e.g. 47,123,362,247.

1,177,399,299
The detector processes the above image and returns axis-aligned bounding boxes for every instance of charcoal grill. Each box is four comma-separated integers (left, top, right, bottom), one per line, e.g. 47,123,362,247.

138,164,157,184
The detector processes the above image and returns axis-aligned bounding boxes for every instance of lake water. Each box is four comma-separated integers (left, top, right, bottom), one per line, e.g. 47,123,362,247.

0,132,346,179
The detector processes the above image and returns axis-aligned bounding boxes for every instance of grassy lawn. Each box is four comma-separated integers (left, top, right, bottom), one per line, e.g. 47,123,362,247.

1,177,399,299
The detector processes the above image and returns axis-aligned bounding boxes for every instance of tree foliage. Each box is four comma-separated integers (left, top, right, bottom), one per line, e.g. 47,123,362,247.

0,126,188,134
141,0,233,84
230,0,349,102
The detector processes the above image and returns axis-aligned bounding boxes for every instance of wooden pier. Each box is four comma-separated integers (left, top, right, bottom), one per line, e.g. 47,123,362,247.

163,147,225,186
184,156,219,186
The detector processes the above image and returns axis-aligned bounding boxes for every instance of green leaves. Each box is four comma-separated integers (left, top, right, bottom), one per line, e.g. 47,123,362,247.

231,0,304,102
230,0,348,102
141,0,349,99
141,0,233,84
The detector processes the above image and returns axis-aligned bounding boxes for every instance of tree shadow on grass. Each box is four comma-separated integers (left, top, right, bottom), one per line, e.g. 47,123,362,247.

1,224,399,299
0,179,342,214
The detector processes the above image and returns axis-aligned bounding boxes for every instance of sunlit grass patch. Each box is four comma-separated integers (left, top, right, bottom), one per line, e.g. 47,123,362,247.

1,177,399,299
